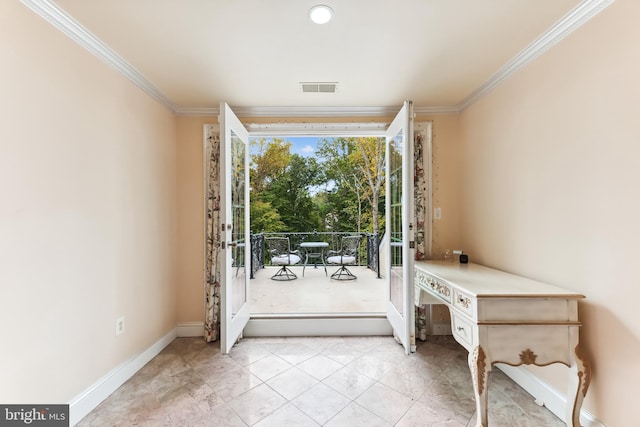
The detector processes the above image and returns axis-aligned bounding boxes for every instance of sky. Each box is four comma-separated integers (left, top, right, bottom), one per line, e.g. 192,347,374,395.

249,136,324,158
288,136,321,157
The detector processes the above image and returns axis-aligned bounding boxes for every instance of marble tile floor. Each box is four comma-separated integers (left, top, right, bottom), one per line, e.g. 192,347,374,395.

78,336,565,427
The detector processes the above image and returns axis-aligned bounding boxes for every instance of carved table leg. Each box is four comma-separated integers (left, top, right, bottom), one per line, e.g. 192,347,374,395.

469,345,491,427
566,345,592,427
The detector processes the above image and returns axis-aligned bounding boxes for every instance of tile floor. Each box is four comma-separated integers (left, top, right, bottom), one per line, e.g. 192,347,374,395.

77,336,565,427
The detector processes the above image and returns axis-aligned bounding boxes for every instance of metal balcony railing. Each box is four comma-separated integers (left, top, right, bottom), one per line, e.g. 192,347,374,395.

248,231,381,279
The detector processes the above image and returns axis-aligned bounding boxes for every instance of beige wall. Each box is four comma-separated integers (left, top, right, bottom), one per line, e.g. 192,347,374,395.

422,114,463,260
176,116,212,324
0,1,178,403
458,0,640,424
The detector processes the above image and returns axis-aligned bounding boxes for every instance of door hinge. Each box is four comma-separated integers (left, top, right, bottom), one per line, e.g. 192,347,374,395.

409,241,415,249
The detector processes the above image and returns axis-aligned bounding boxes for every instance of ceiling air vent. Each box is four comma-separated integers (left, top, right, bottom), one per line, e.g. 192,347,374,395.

300,82,338,93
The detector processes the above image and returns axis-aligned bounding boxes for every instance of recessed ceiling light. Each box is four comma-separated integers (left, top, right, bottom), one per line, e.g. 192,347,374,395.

309,5,333,24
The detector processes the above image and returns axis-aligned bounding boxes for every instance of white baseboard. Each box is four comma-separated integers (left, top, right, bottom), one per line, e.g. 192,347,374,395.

496,364,605,427
68,328,177,426
244,315,393,337
177,322,204,337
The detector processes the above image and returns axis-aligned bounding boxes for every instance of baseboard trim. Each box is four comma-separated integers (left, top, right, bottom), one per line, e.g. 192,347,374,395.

496,364,605,427
68,328,177,426
177,322,204,337
243,316,393,337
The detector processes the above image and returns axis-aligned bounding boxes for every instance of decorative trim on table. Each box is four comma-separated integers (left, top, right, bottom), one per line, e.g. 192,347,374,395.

519,348,538,365
574,345,592,397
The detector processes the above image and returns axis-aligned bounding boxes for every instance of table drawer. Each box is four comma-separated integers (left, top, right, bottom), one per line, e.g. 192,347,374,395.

451,313,474,350
453,289,474,318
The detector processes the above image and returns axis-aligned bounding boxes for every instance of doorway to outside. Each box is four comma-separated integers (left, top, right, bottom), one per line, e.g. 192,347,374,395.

216,102,422,353
246,133,386,316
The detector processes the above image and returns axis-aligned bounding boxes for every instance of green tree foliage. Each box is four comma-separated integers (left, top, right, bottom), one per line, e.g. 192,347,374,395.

317,137,385,234
250,138,291,193
249,136,385,235
267,155,323,231
250,200,284,233
250,139,323,232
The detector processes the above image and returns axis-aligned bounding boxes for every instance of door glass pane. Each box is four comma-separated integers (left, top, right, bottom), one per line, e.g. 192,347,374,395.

389,129,403,315
231,130,246,315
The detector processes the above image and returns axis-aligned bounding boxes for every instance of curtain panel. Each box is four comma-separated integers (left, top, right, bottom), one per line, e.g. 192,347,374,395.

204,125,221,342
414,125,431,341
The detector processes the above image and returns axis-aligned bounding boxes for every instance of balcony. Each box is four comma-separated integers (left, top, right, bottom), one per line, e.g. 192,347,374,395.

245,232,385,315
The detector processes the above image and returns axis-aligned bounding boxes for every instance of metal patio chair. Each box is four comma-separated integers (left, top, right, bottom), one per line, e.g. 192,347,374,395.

265,236,302,281
326,235,363,280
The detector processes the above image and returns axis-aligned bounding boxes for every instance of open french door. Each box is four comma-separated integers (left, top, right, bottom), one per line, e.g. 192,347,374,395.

219,102,251,354
385,100,415,354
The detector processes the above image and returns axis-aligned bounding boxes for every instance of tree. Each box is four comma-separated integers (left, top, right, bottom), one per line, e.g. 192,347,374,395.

249,200,284,233
250,138,291,193
317,137,385,234
266,154,323,232
249,139,323,232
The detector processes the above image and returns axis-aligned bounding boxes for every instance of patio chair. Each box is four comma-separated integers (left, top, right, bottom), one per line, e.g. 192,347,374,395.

326,235,363,280
265,237,301,281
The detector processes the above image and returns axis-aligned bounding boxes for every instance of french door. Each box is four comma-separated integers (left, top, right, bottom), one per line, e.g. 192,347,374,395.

385,100,415,354
219,102,251,354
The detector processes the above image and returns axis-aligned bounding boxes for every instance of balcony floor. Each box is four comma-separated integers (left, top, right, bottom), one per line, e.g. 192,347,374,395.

249,265,385,315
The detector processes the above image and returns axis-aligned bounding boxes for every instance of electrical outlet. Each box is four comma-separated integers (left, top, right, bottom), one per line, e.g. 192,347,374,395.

434,207,441,220
116,316,125,336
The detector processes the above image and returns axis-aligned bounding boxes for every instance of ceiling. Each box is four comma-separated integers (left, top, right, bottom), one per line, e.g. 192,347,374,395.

33,0,599,114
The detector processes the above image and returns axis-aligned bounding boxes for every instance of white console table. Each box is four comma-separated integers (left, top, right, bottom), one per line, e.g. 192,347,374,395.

414,261,591,427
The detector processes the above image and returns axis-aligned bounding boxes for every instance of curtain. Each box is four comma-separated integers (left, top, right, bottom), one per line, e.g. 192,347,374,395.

414,123,431,341
414,127,427,261
204,125,221,342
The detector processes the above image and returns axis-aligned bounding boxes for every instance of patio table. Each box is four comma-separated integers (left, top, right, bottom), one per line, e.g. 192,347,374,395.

300,241,329,276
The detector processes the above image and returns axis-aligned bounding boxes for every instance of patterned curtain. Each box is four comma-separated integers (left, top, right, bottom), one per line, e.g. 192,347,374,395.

414,123,431,341
414,128,427,261
204,125,221,342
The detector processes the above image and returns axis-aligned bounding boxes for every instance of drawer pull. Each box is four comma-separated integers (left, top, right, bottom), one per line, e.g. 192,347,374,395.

457,326,464,331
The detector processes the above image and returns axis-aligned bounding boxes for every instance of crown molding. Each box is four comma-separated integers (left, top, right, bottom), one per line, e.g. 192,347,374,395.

175,105,460,117
177,106,402,118
23,0,613,117
457,0,615,111
20,0,177,112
